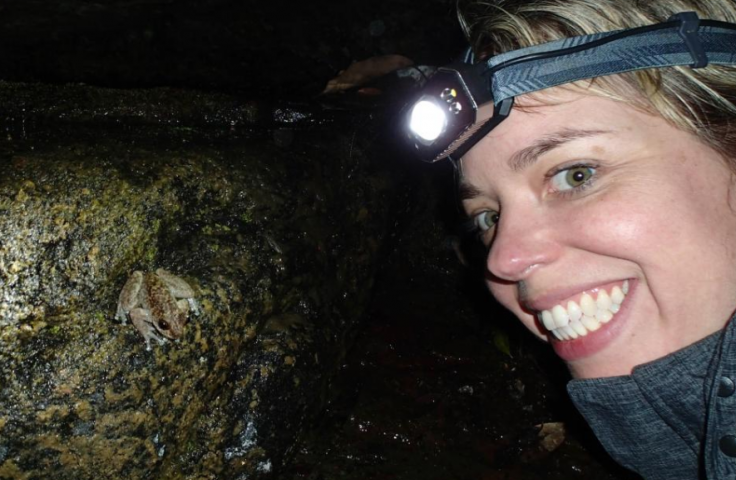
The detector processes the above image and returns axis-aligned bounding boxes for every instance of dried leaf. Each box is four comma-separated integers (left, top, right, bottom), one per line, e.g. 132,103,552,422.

537,422,566,452
356,87,383,96
321,54,414,94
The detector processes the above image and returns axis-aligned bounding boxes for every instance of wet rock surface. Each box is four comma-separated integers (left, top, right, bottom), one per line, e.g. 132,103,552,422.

0,83,397,479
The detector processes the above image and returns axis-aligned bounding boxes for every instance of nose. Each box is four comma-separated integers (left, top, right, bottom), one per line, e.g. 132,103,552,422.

486,206,562,282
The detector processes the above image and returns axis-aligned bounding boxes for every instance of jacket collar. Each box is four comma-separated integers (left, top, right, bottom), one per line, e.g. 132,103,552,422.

567,325,725,480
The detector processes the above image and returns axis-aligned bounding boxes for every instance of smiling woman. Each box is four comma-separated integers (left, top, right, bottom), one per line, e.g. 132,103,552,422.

448,0,736,479
461,90,736,377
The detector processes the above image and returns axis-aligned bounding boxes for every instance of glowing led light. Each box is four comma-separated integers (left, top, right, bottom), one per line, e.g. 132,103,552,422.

409,100,447,142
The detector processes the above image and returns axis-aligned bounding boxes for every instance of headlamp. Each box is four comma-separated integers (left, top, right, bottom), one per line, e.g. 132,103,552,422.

406,12,736,163
406,62,513,163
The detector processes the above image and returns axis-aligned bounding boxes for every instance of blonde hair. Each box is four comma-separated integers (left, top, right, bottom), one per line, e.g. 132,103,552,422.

457,0,736,162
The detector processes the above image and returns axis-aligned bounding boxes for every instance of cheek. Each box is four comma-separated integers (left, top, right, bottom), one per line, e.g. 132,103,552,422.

579,184,729,266
566,188,667,259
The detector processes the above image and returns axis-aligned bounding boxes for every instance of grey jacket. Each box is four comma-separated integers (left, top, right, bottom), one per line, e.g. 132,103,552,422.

567,317,736,480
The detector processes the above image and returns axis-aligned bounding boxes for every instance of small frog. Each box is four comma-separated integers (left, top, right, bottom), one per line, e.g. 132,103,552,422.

115,268,199,350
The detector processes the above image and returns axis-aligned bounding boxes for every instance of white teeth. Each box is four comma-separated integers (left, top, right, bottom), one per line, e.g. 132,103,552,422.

569,319,588,337
541,310,555,331
580,294,597,317
596,290,612,311
611,286,624,304
596,309,613,323
537,282,629,340
551,305,569,328
580,315,601,332
567,301,582,322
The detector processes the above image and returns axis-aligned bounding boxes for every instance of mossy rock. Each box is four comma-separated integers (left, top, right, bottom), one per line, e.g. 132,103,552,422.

0,82,397,480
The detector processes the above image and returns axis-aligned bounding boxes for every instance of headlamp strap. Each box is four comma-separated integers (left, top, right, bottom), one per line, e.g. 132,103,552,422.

672,11,708,68
486,12,736,104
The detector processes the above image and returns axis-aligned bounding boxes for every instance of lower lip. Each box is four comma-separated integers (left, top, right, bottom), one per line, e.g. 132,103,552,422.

548,280,636,362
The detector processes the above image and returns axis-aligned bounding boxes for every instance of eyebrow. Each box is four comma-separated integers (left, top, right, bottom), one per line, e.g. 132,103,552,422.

457,128,610,202
508,128,610,173
457,180,483,202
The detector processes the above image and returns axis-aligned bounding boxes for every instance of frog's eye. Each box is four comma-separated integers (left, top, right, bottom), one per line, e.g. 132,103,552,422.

158,320,170,331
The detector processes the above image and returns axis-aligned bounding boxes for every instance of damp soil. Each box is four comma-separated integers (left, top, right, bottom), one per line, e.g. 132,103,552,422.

282,180,640,480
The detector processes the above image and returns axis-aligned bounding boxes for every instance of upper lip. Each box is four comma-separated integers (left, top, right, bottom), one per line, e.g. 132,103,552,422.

520,279,629,312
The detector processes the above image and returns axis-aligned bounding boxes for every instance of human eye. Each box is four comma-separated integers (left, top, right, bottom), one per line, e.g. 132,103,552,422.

471,209,500,233
460,209,499,249
548,164,597,193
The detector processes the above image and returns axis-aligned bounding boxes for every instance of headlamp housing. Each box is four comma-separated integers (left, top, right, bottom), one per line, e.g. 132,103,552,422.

406,65,511,163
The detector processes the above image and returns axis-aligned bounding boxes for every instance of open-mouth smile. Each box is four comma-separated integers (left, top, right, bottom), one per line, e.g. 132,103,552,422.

536,280,629,340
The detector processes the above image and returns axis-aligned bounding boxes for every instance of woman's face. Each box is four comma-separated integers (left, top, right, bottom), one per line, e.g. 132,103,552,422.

460,89,736,379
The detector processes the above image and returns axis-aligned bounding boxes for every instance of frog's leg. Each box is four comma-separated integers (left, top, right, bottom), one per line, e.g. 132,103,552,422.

156,269,195,297
129,308,166,351
173,299,201,322
158,268,200,316
116,271,144,324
